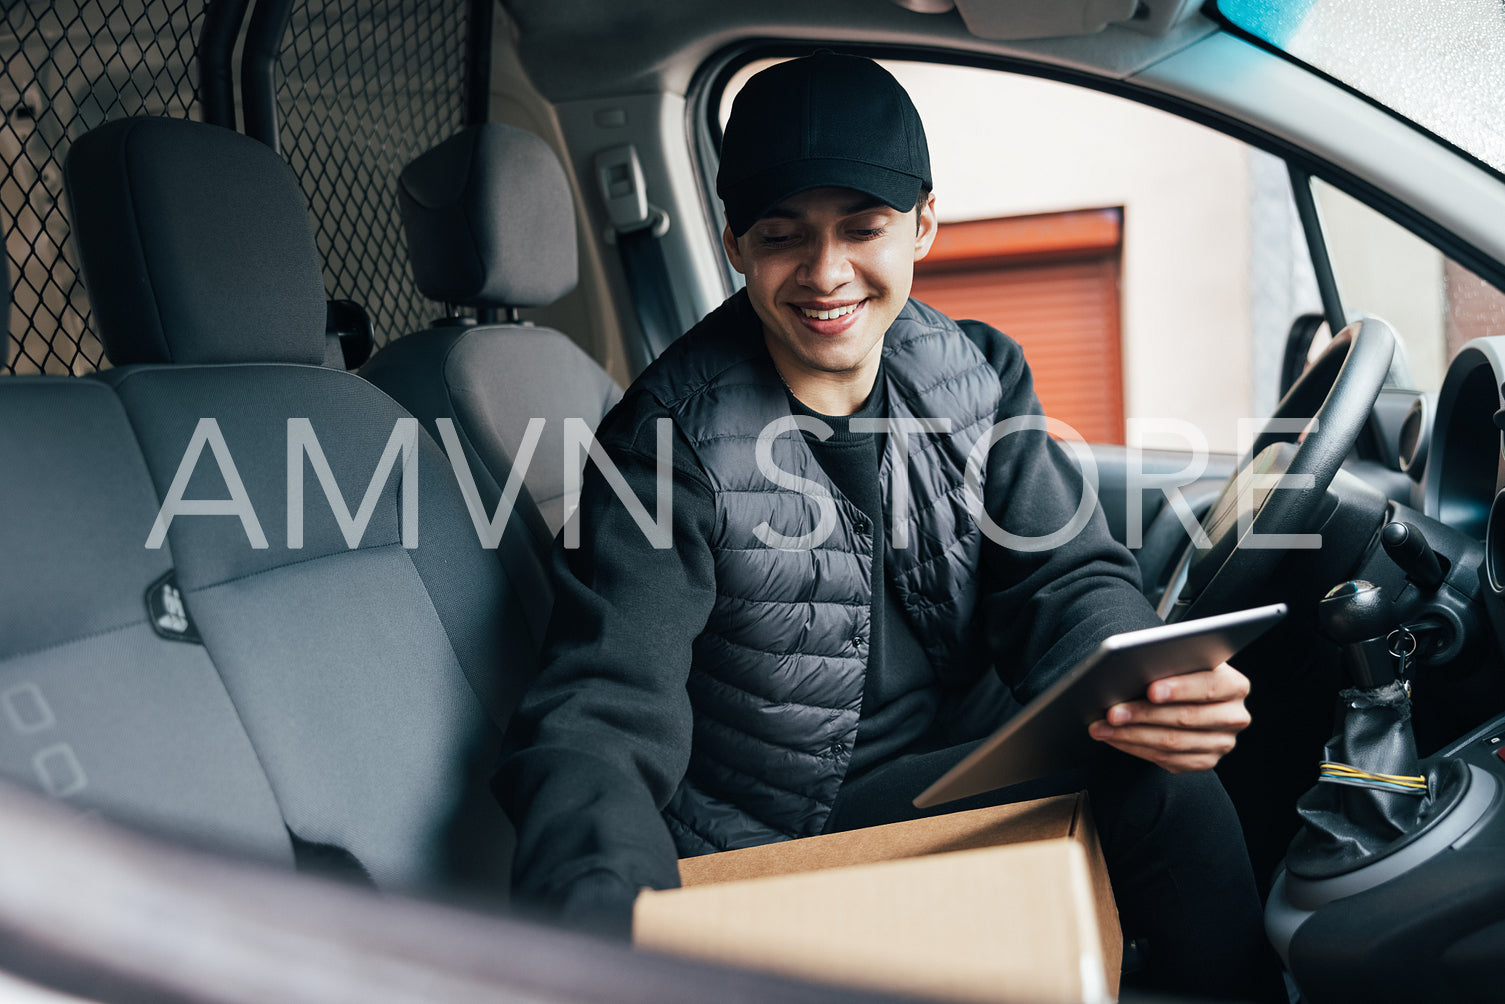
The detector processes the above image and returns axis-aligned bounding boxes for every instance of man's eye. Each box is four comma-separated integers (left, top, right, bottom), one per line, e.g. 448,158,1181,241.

757,233,798,247
851,227,887,239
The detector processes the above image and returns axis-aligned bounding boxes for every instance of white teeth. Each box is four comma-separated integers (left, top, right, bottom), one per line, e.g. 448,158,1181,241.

800,303,858,320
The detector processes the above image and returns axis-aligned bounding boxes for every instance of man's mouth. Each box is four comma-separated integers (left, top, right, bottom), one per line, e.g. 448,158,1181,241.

798,302,861,320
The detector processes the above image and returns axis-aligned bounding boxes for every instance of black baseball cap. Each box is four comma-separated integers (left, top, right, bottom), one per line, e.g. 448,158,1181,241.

717,52,931,237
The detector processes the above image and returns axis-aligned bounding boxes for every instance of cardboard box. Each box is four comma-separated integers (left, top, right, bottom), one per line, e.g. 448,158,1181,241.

634,792,1118,1004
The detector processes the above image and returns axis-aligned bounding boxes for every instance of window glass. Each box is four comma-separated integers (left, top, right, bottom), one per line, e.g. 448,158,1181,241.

1221,0,1505,174
1311,177,1505,391
719,59,1318,452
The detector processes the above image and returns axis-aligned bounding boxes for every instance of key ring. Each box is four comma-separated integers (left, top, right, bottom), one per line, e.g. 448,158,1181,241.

1387,628,1417,695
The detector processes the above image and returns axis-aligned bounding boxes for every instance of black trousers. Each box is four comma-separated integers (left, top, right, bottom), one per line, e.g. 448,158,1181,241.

826,742,1287,1003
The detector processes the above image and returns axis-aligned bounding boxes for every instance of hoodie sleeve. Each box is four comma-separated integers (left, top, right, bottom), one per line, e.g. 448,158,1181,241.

958,320,1163,705
493,404,717,938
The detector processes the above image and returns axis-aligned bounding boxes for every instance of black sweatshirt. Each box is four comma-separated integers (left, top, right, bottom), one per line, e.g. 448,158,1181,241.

495,315,1162,938
785,373,940,778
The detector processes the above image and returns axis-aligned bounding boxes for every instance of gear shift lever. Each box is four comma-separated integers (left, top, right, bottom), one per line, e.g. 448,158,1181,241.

1285,580,1461,877
1316,579,1397,689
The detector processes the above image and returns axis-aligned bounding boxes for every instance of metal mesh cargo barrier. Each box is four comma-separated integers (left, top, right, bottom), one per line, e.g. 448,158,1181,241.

278,0,467,349
1,0,468,375
1,0,203,374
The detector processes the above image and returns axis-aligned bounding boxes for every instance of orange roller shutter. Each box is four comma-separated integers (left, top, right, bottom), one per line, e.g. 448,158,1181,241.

912,209,1125,444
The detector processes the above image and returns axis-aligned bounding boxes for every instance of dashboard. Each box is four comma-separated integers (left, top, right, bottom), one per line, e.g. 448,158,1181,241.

1417,337,1505,658
1424,339,1505,541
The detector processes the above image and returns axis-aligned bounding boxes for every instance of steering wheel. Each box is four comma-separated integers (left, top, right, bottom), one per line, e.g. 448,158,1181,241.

1156,318,1396,624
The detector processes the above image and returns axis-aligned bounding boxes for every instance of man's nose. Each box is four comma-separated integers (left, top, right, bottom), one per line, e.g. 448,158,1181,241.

796,236,854,291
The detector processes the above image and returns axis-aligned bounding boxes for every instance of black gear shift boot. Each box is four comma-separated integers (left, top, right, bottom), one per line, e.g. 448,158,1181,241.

1287,681,1469,879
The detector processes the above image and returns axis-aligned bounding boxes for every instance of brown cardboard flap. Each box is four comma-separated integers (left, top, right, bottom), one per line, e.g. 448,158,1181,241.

1072,796,1121,999
679,794,1081,887
636,839,1111,1004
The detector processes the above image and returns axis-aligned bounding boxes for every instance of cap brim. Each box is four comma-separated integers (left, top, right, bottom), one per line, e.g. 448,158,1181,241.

722,158,925,236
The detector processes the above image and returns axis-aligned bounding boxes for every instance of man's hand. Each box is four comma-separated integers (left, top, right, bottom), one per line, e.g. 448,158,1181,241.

1087,662,1252,773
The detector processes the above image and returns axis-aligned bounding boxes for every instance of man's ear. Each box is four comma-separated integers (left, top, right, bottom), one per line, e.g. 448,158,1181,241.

721,224,746,274
914,193,939,262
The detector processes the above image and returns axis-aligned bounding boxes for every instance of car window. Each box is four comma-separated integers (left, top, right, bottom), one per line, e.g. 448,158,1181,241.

720,58,1318,453
1308,176,1505,392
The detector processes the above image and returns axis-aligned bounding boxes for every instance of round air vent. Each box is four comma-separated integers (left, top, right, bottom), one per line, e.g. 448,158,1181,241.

1488,490,1505,595
1397,394,1430,481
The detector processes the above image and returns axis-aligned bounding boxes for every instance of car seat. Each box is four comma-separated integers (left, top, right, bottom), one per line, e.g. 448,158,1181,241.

0,116,544,898
362,123,623,539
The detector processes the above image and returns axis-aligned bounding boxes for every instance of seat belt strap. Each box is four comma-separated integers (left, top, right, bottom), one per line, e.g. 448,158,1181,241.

595,143,680,372
616,226,680,369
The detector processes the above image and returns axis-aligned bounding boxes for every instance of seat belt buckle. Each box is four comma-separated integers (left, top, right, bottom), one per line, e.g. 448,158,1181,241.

594,144,669,241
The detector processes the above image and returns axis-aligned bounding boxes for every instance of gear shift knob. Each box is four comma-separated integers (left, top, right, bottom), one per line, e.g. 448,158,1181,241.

1318,580,1397,688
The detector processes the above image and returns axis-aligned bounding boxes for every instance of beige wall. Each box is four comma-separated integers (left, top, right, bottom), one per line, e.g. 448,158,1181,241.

1312,179,1447,391
889,62,1256,452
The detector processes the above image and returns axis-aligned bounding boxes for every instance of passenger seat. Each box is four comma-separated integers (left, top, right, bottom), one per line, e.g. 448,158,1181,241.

0,116,543,897
362,123,623,538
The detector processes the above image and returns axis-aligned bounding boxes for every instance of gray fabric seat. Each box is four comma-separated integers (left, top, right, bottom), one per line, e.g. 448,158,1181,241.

0,116,545,897
361,123,623,539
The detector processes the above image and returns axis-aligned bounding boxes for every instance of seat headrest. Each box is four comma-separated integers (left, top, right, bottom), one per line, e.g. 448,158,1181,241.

397,124,577,310
63,117,327,367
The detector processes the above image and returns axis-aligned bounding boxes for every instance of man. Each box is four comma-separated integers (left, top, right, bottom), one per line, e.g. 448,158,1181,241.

498,52,1279,1000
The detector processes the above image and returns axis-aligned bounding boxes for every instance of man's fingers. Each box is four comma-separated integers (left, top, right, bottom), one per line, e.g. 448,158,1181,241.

1090,663,1254,773
1089,721,1240,774
1093,734,1227,774
1103,697,1251,732
1144,663,1251,705
1089,720,1241,756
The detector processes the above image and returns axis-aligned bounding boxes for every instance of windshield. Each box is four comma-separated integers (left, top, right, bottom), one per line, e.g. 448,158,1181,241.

1219,0,1505,174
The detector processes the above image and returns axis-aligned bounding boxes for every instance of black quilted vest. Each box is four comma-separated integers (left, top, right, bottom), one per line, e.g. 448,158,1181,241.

600,292,1004,855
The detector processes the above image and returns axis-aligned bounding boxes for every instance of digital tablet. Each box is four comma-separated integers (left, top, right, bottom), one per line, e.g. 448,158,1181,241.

912,603,1288,809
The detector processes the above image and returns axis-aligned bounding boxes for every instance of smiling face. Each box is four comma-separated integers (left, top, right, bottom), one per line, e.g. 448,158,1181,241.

722,186,938,415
